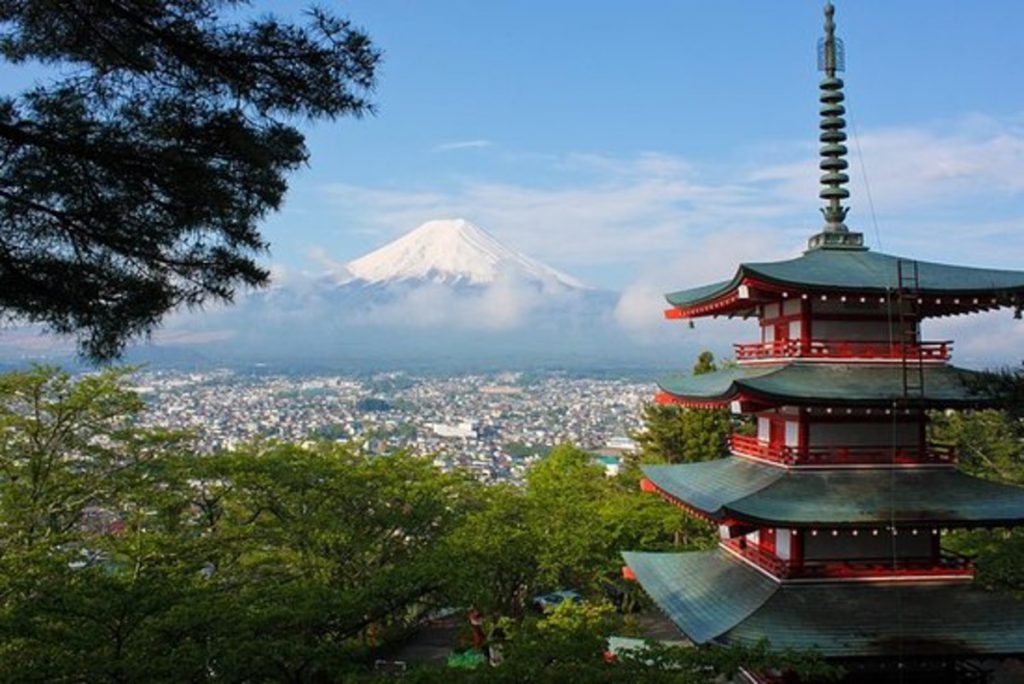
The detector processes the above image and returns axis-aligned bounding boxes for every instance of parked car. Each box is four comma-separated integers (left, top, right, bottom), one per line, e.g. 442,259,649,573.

530,590,582,611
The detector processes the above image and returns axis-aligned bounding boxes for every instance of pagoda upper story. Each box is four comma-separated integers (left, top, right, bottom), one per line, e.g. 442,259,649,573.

662,249,1024,358
661,0,1024,363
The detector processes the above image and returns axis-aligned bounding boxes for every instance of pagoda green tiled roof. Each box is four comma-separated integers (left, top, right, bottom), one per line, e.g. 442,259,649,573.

621,550,777,644
624,549,1024,657
657,362,991,407
626,549,1024,657
665,248,1024,309
643,457,1024,526
643,458,780,515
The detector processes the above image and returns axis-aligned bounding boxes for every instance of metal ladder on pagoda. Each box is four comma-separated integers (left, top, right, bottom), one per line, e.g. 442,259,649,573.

896,259,925,404
890,259,928,661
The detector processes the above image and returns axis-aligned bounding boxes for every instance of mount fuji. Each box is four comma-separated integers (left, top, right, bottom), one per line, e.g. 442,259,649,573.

330,218,587,292
293,217,607,334
173,217,632,367
102,218,682,370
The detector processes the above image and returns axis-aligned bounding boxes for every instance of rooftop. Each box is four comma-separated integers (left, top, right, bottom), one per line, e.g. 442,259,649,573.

665,248,1024,318
656,362,992,409
642,457,1024,527
623,548,1024,657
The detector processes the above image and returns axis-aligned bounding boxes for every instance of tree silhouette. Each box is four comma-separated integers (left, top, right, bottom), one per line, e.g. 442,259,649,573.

0,1,379,359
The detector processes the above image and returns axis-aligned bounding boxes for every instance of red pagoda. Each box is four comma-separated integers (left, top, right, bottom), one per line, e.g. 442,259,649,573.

623,5,1024,683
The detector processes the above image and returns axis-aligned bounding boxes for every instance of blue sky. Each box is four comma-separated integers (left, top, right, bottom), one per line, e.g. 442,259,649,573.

244,0,1024,293
3,1,1023,290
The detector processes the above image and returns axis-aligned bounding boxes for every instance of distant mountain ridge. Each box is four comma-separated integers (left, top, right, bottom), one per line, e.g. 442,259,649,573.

338,218,587,290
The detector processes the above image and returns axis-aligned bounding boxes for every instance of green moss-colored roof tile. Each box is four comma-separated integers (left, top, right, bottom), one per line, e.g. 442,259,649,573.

724,580,1024,657
657,363,991,407
643,457,1024,526
621,550,776,644
666,249,1024,309
642,459,783,515
624,549,1024,657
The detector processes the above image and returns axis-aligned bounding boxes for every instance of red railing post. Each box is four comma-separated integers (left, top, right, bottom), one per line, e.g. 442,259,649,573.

733,339,951,361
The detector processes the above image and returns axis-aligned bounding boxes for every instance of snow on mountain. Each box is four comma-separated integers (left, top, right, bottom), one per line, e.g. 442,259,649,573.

341,218,587,290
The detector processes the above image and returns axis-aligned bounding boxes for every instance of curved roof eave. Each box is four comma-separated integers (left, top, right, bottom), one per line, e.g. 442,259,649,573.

624,548,1024,657
621,550,778,644
657,363,995,408
665,249,1024,312
643,457,1024,527
721,575,1024,657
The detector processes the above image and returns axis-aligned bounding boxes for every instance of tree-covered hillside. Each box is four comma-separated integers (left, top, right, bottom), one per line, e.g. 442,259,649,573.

0,366,838,682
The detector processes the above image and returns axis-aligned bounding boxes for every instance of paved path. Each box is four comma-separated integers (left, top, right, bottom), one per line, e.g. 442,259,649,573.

378,617,462,666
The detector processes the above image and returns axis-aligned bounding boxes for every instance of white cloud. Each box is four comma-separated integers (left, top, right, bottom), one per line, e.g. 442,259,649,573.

149,329,237,346
341,272,557,331
267,263,290,286
614,228,793,337
305,246,349,278
0,326,74,355
321,155,796,273
925,312,1024,368
751,114,1024,216
432,139,493,152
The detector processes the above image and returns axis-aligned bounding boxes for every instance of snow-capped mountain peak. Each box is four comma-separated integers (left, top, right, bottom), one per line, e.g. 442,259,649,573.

342,219,586,289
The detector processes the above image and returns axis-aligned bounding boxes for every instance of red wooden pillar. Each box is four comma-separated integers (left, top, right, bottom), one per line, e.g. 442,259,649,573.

790,530,805,572
760,527,776,554
769,418,785,456
800,298,811,354
798,414,810,463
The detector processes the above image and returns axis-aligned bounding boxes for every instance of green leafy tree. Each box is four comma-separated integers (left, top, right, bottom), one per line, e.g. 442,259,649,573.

0,367,484,682
524,444,613,592
0,2,379,359
631,352,730,465
632,403,730,465
965,366,1024,422
444,484,541,617
0,366,223,681
190,442,473,681
692,350,718,375
447,446,717,620
0,365,176,545
932,404,1024,594
931,409,1024,484
601,479,716,555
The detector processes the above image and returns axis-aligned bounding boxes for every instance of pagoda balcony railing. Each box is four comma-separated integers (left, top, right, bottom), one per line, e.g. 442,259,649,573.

730,433,957,466
722,538,973,580
734,339,952,362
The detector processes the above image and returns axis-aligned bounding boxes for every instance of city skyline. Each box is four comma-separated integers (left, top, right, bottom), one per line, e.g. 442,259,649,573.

133,367,647,483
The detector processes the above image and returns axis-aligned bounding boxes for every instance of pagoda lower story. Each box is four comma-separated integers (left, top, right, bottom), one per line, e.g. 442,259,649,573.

625,548,1024,682
625,429,1024,681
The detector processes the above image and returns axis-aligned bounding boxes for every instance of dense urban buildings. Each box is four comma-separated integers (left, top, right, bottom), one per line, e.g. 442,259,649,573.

134,369,645,482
